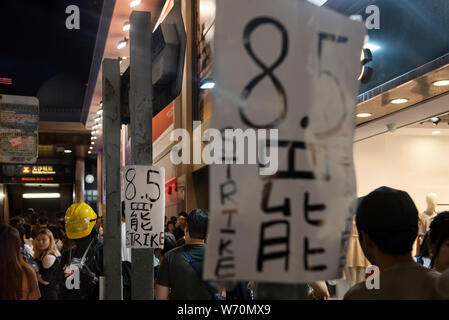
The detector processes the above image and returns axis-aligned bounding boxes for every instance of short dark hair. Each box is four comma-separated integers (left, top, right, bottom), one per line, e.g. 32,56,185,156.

23,223,32,239
178,211,187,218
167,221,175,228
38,215,49,225
356,186,418,255
186,209,209,240
48,224,62,240
429,211,449,267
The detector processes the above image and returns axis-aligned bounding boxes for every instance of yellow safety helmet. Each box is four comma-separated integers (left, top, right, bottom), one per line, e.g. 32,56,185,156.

65,203,97,239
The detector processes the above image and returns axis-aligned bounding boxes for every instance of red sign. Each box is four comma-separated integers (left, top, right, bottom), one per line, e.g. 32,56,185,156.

22,166,31,174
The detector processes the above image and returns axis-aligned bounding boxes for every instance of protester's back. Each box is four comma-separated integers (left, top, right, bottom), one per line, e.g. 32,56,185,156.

344,186,443,300
156,209,220,300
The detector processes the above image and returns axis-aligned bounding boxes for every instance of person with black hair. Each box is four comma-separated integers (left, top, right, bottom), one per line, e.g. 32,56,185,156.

172,211,187,241
37,215,49,229
344,186,443,300
155,209,221,300
166,220,175,233
428,211,449,273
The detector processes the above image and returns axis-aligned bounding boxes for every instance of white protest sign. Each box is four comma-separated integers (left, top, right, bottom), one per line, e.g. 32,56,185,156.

204,0,365,283
124,165,165,249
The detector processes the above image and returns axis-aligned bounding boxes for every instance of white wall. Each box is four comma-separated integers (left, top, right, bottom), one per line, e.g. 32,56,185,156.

354,133,449,213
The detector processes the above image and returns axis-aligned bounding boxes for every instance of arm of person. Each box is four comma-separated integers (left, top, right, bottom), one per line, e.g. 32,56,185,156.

155,284,170,300
310,281,330,300
155,253,171,300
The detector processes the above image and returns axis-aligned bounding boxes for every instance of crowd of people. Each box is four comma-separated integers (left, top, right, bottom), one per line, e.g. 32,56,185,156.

1,186,449,300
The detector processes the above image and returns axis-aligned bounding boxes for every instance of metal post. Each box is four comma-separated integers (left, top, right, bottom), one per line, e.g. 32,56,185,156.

102,58,123,300
129,10,154,300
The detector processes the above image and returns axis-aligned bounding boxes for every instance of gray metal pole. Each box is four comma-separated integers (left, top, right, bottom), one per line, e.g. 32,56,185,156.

102,58,123,300
129,10,154,300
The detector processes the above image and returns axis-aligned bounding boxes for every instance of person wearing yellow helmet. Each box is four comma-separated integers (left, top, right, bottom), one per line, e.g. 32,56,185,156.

59,203,103,300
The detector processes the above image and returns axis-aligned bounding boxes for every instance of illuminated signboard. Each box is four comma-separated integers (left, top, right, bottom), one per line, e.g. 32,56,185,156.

21,166,56,175
1,164,74,184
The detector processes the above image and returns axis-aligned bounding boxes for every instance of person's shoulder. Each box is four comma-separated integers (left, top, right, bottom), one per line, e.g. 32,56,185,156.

42,254,57,269
343,282,369,300
165,245,184,257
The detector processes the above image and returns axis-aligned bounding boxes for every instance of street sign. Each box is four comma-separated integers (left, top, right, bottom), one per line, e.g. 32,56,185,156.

204,0,365,283
124,165,165,249
0,94,38,164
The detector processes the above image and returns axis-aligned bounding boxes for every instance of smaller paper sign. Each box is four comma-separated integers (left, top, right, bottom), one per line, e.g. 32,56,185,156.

9,136,23,148
124,165,165,249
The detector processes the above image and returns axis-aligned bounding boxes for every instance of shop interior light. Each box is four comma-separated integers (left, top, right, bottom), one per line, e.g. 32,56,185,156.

88,151,92,154
432,117,441,125
391,98,409,104
200,78,215,90
64,149,72,154
91,141,95,145
123,21,130,31
433,80,449,87
100,101,103,107
117,38,128,50
94,117,102,122
0,192,4,199
96,109,103,115
89,146,93,150
432,131,441,135
357,113,372,118
363,42,381,52
130,0,141,8
23,193,60,199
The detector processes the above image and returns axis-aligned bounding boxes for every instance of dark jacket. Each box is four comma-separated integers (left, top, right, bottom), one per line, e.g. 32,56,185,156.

59,236,103,300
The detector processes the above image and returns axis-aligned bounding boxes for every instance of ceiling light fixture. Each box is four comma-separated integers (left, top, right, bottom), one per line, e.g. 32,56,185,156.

94,117,102,122
200,78,215,90
433,80,449,87
432,117,441,125
130,0,141,8
64,149,72,154
123,21,130,31
96,109,103,115
432,131,441,135
88,151,92,154
117,38,128,50
357,113,372,118
23,193,61,199
391,98,409,104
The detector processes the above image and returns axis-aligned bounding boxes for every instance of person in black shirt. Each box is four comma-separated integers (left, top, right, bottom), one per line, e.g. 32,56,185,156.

172,212,187,241
34,228,62,300
59,203,102,300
